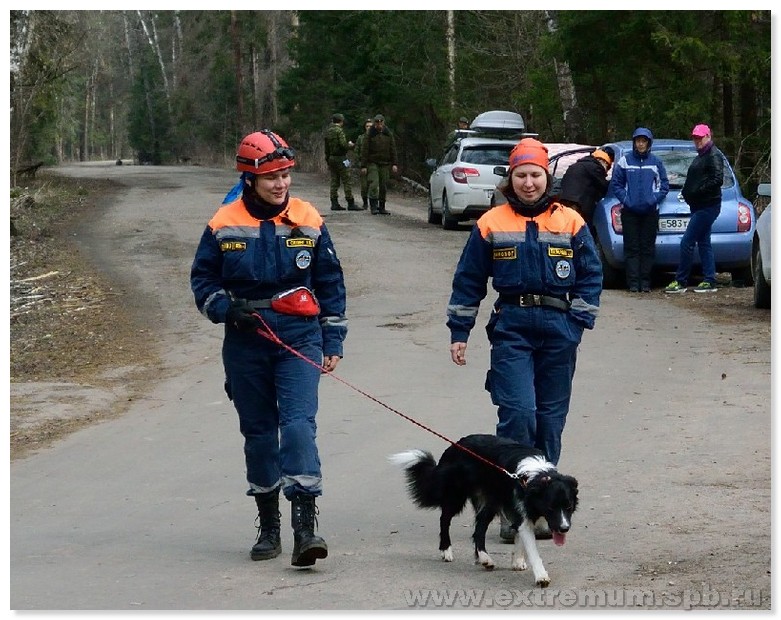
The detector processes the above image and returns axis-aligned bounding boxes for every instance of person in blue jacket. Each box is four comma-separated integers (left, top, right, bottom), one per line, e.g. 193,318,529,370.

610,127,670,292
447,138,602,541
190,129,347,568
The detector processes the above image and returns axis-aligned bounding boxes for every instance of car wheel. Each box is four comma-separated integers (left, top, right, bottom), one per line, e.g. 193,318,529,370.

427,192,442,225
753,245,771,309
441,193,459,230
595,238,623,289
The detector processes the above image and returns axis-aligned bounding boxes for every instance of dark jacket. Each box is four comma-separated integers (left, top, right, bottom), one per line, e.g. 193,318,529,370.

360,126,397,167
558,155,609,223
681,141,724,211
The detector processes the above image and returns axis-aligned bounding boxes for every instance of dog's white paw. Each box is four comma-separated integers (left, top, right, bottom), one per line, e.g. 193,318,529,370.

535,574,551,588
441,547,454,562
511,555,528,571
476,550,495,570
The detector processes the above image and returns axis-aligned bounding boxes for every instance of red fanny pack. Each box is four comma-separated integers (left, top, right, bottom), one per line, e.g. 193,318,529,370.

270,287,321,317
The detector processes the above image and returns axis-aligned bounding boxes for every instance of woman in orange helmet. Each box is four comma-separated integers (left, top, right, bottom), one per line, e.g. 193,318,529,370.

191,130,347,568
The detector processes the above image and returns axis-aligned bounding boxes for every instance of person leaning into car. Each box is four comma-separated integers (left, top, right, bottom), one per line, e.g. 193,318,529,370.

664,124,724,294
558,146,615,231
446,138,602,540
609,127,670,292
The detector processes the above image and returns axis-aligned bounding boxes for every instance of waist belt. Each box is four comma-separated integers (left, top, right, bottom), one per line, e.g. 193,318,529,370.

247,299,272,309
498,294,570,312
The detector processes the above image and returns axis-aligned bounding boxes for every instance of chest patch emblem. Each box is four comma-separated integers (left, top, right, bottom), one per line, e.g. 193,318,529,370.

555,260,571,279
548,246,573,258
220,241,247,252
295,250,312,270
286,238,315,248
493,247,517,260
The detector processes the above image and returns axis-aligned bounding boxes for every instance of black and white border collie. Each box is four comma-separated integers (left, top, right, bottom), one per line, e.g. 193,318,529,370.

389,434,578,587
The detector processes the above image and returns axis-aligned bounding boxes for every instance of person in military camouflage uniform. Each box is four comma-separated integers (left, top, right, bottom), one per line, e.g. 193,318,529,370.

353,118,372,210
324,113,359,211
360,114,398,215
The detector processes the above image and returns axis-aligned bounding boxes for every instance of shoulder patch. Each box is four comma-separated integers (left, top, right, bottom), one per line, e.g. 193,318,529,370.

493,247,517,260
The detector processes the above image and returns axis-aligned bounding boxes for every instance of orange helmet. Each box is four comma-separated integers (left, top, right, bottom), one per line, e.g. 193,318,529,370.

235,130,295,174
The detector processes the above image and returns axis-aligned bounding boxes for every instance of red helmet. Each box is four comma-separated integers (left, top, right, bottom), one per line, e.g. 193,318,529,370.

236,130,295,174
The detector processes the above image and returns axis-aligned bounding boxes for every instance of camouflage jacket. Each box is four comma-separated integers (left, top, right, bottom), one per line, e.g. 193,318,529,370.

325,123,350,159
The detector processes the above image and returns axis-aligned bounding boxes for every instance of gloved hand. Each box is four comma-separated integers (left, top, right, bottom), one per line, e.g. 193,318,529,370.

225,299,262,333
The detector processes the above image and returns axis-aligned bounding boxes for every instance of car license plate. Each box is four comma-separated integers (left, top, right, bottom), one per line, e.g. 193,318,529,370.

485,189,496,201
659,217,689,232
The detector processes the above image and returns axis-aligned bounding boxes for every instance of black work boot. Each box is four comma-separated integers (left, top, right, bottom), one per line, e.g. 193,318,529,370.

361,196,368,210
347,198,362,211
330,198,345,211
290,494,328,567
378,200,390,215
250,490,282,561
369,198,379,215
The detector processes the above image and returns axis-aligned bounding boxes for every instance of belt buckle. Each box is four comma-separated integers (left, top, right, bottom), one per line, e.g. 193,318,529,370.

531,294,542,305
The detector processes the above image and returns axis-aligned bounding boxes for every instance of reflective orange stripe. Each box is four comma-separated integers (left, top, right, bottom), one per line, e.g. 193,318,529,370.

477,202,585,238
208,197,323,230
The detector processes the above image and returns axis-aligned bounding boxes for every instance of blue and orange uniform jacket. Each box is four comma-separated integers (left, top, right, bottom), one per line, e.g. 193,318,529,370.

447,200,602,342
190,196,347,356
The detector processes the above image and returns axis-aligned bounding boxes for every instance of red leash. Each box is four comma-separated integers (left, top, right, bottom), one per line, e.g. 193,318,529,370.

253,315,518,480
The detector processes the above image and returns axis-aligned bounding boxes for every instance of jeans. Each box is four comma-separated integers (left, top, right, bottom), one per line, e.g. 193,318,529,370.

223,312,324,500
621,209,658,290
675,205,721,285
485,305,583,466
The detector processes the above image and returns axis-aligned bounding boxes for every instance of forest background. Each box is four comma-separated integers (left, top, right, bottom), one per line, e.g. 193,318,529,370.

8,10,772,192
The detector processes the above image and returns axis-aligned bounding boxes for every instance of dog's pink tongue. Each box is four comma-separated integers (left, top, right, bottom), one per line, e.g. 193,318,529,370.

553,532,566,546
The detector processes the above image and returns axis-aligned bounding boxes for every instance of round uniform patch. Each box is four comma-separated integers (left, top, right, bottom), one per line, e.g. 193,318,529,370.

555,260,571,279
295,250,312,270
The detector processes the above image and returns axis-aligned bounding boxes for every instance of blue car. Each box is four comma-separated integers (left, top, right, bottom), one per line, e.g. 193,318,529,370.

550,140,756,289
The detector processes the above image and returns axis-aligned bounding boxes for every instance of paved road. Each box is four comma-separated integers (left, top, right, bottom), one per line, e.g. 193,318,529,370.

10,163,771,610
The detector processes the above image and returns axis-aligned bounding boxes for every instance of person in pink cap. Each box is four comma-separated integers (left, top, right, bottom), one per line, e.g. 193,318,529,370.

664,123,724,294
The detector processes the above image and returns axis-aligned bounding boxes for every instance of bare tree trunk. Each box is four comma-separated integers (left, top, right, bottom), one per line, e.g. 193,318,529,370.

231,11,244,132
137,10,172,117
544,11,583,142
447,10,455,114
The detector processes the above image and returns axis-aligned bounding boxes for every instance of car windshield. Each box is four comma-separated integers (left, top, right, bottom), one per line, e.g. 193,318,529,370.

655,150,735,190
460,145,513,166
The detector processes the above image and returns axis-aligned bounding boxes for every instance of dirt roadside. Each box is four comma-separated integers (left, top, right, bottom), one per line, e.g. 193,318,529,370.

9,172,771,460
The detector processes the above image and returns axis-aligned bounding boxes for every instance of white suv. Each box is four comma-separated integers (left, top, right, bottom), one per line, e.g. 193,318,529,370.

426,110,530,230
426,136,517,229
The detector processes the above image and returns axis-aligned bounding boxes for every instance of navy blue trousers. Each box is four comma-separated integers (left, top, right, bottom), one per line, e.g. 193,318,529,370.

222,312,324,499
485,304,583,466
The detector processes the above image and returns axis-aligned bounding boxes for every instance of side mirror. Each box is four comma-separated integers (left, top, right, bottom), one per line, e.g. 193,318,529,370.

757,183,771,198
493,166,508,177
425,158,438,170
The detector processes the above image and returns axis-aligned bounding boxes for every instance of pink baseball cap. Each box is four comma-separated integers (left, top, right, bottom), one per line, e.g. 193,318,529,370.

691,124,711,137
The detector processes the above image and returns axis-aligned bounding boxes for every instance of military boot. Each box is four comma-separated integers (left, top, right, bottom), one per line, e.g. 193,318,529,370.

330,198,345,211
361,195,369,210
347,198,362,211
378,200,390,215
290,494,328,567
250,489,282,561
369,198,379,215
